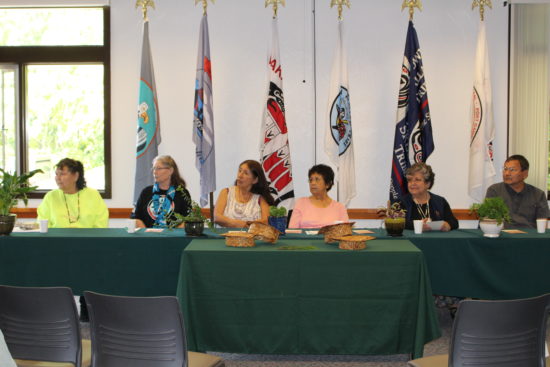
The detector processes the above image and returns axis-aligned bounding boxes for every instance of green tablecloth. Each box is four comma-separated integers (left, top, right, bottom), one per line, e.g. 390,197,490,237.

177,238,440,358
1,227,548,300
0,228,193,296
402,229,550,299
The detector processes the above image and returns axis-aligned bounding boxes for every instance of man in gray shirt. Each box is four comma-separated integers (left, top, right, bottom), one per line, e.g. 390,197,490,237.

485,155,549,228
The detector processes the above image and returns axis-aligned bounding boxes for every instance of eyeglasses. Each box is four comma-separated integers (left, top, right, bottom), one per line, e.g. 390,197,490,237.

151,167,169,172
502,167,520,173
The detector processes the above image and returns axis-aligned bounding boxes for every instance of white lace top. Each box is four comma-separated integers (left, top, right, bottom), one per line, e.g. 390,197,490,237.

223,186,262,222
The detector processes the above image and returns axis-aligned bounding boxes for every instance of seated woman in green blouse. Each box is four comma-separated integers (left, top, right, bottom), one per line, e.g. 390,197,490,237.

37,158,108,228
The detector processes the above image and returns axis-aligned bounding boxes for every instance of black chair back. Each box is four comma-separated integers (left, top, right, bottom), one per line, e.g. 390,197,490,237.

84,291,186,367
449,294,550,367
0,285,83,366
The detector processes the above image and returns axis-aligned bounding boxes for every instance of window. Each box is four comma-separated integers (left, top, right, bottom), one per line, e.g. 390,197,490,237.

0,7,111,196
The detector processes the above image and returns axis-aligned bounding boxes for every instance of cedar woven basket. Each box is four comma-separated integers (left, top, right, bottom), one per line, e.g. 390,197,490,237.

221,232,256,247
318,222,355,243
334,235,375,250
248,222,281,244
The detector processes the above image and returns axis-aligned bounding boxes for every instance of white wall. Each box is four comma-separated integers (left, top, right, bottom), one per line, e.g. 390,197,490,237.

27,0,510,210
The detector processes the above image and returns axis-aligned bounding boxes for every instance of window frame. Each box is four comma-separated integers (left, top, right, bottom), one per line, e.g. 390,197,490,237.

0,6,111,198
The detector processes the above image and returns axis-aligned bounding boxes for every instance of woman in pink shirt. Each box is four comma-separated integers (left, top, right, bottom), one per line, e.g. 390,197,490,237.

289,164,349,228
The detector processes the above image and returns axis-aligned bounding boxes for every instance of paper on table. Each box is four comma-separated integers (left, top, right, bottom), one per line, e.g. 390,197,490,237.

354,229,374,234
285,229,302,234
12,227,41,233
426,221,444,231
145,228,163,233
502,229,527,234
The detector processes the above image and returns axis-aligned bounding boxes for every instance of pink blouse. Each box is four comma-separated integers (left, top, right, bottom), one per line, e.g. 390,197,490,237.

288,197,349,228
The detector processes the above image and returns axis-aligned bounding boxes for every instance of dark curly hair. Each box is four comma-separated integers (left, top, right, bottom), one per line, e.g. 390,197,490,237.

56,158,87,191
308,164,335,191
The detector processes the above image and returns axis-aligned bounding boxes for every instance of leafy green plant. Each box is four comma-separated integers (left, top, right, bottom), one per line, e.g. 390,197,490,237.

172,201,207,223
377,201,406,220
269,206,287,218
166,186,215,230
0,168,42,216
470,197,511,225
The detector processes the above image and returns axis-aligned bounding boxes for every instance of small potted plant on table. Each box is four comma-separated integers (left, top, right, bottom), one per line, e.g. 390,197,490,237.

171,201,209,236
470,197,510,238
378,201,407,237
268,206,287,235
0,168,42,235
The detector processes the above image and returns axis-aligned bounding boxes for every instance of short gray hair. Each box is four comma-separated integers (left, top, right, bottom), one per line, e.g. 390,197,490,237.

405,162,435,189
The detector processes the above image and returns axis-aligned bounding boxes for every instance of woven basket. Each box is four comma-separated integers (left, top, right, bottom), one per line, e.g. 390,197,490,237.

248,222,281,244
318,222,355,243
334,235,375,250
221,232,256,247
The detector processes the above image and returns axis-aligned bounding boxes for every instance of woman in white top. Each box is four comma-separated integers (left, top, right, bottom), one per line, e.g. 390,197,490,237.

214,160,274,227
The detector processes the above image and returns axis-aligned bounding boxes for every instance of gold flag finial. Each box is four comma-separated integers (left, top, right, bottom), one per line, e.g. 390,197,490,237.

401,0,422,21
265,0,285,18
195,0,216,16
135,0,155,21
472,0,492,21
330,0,351,21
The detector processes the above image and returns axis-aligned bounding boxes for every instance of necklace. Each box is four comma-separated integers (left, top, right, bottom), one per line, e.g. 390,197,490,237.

236,187,252,203
63,192,80,223
414,194,431,221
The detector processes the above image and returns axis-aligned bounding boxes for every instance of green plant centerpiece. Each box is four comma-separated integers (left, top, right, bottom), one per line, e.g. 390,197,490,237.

470,197,511,238
377,201,407,237
268,205,287,235
167,186,211,236
0,168,42,235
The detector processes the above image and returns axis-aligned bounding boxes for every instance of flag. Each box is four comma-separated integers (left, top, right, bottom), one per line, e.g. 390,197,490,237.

389,21,434,201
468,21,496,202
324,20,356,206
134,20,161,204
193,14,216,207
260,18,294,210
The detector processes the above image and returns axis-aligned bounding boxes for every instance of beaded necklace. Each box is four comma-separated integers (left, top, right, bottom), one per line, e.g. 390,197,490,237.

63,191,80,223
414,193,431,221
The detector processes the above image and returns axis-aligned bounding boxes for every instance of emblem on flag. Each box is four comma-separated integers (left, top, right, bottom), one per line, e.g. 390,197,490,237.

136,81,158,157
260,19,294,210
329,86,352,156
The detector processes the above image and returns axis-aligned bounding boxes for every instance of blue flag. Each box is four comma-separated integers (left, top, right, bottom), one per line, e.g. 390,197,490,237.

389,21,434,201
134,21,161,204
193,15,216,208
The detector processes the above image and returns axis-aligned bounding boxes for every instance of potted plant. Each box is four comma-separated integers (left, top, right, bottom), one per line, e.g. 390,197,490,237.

377,201,407,237
164,186,211,236
268,206,287,235
470,197,511,238
0,168,42,235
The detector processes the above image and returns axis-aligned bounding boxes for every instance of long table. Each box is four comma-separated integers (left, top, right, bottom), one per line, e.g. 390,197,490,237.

177,238,440,358
1,228,549,300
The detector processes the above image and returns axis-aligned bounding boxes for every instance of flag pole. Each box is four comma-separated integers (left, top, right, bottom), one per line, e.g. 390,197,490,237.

328,0,350,203
194,0,217,217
